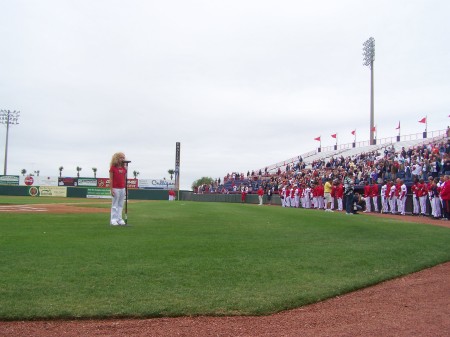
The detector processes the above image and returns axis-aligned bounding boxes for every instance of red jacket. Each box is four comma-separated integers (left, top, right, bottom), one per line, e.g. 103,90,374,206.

316,185,324,197
370,184,379,198
335,184,344,198
363,185,371,198
440,181,450,201
411,183,418,196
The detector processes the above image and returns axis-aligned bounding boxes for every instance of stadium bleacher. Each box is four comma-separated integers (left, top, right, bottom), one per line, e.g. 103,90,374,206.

213,130,449,194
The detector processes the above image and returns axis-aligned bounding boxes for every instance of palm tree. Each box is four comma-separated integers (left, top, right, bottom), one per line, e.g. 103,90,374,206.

21,169,27,176
92,167,97,178
133,170,140,179
168,169,175,180
76,166,82,178
59,166,64,177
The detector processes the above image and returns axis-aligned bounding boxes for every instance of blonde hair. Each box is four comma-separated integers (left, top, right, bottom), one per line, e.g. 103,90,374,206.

110,152,125,167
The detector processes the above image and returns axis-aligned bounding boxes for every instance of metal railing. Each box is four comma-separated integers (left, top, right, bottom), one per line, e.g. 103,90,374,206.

255,129,447,174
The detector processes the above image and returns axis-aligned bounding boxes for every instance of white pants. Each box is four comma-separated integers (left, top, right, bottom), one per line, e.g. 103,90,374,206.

317,196,324,209
412,195,419,214
303,197,311,209
382,196,388,213
396,197,403,214
419,196,427,215
337,198,343,211
284,196,291,207
372,196,378,212
429,195,435,216
397,196,406,215
111,188,126,223
432,197,441,218
390,197,397,214
365,197,371,212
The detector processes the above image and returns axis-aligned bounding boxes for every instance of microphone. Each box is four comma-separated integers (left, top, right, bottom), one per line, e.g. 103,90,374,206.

123,160,131,164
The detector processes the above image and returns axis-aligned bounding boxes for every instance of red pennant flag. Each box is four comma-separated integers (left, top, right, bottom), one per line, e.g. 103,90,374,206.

418,117,426,123
371,126,376,132
331,134,337,139
351,130,356,136
314,136,321,141
395,121,400,130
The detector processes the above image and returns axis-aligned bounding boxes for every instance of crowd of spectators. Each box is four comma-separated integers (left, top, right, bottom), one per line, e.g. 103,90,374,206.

195,137,450,197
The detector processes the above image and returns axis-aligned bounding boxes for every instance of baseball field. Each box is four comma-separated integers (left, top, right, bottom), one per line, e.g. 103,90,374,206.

1,196,449,321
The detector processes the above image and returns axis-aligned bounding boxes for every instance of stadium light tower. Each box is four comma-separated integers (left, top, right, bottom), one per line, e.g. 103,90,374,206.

363,37,375,145
0,110,20,175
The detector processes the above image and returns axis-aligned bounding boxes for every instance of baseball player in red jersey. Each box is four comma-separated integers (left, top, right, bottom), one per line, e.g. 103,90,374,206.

370,181,379,212
418,179,428,216
363,181,371,212
335,181,344,211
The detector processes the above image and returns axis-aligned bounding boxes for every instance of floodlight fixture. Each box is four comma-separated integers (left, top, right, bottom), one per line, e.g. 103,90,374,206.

363,37,375,145
0,109,21,175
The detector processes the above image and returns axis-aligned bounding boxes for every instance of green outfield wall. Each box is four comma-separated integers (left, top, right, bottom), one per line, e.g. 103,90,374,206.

0,185,419,211
0,185,279,204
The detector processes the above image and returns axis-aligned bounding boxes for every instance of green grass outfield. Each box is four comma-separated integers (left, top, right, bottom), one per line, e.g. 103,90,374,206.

1,196,449,320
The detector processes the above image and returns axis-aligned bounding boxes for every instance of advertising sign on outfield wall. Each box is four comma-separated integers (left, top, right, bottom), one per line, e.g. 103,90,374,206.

38,176,59,186
96,178,138,189
86,187,111,198
20,175,37,186
0,175,19,186
127,179,138,189
78,178,98,187
97,178,109,188
58,177,78,186
139,179,175,190
19,176,58,186
38,186,68,197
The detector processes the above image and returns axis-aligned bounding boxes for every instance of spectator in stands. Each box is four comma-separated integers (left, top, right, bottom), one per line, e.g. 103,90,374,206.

443,154,450,175
412,161,422,180
405,162,412,181
430,157,440,179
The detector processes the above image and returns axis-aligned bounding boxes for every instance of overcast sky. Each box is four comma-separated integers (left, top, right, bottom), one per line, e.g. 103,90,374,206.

1,0,449,189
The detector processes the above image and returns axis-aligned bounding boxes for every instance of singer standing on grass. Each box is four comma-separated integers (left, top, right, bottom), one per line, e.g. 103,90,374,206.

109,152,127,226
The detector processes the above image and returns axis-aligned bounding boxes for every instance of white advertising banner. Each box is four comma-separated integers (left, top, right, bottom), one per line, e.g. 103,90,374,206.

37,176,59,186
38,186,68,197
19,176,59,186
78,178,98,187
139,179,175,190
